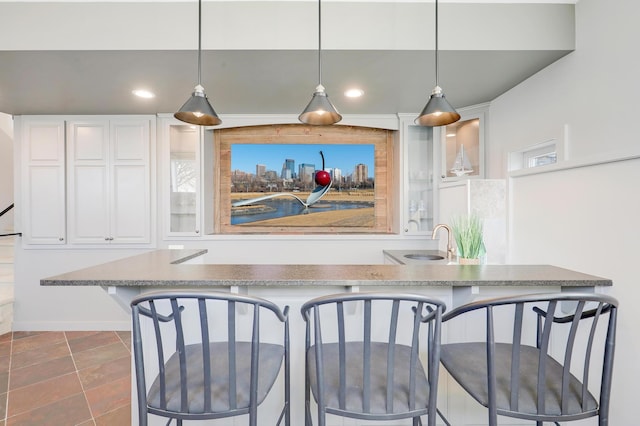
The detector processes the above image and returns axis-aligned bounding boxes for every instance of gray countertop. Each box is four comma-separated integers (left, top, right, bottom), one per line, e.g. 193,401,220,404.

40,249,612,288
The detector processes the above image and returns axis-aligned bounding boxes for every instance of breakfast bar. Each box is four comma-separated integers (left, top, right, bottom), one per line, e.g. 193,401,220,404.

41,248,612,312
40,248,611,291
41,249,613,425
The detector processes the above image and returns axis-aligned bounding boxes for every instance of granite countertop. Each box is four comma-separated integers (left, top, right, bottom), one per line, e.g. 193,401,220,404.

40,249,612,288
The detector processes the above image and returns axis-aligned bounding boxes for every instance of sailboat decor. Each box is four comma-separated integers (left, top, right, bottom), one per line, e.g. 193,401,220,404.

450,144,473,177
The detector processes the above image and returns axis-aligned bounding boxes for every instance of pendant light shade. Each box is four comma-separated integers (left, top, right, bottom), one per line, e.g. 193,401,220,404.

299,84,342,125
175,84,221,126
174,0,221,126
416,0,460,127
299,0,341,125
415,85,460,127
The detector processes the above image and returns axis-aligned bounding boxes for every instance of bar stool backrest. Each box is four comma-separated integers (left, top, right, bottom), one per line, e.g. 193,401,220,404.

440,292,617,425
131,290,290,426
301,292,446,426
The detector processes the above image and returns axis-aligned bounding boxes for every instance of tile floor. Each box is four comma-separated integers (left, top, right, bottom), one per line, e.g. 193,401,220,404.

0,331,132,426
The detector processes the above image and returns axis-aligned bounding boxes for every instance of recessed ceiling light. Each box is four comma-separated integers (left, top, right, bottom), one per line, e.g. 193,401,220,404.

132,89,155,99
446,133,456,137
344,88,364,98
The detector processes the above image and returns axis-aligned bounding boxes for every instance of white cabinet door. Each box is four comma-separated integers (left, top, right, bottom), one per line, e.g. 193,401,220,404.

20,118,67,245
109,119,151,243
398,114,436,235
161,119,201,237
67,118,151,245
67,120,110,244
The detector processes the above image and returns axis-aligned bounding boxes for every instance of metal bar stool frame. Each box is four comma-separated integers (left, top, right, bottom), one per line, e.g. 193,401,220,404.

131,290,290,426
440,292,617,426
301,292,446,426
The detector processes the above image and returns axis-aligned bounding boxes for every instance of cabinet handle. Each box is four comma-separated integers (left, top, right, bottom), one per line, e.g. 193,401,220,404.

195,230,200,234
105,237,109,241
59,237,64,241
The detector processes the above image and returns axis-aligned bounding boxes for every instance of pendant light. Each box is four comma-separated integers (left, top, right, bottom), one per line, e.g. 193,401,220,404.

174,0,221,126
415,0,460,127
299,0,342,125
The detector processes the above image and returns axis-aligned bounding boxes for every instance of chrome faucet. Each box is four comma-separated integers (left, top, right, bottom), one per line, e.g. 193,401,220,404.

431,224,455,260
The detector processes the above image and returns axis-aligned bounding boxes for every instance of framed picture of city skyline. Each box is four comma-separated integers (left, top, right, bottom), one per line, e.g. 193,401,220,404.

213,124,394,234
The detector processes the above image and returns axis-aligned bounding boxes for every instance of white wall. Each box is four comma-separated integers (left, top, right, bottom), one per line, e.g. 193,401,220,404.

0,113,13,231
489,0,639,423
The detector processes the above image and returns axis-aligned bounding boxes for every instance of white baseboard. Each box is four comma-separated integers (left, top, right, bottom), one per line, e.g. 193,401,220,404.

11,320,131,332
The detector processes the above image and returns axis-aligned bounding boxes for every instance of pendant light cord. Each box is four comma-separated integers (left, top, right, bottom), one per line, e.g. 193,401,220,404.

318,0,322,85
434,0,439,87
198,0,202,86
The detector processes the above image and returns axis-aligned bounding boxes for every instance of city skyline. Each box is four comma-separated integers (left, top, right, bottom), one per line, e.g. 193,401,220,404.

231,144,375,178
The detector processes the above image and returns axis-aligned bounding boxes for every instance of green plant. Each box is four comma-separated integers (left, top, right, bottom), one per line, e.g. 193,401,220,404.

451,215,486,259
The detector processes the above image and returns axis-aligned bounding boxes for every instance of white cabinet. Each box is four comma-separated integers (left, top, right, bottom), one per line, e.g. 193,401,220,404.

160,119,201,237
19,118,67,245
67,117,152,244
399,114,436,235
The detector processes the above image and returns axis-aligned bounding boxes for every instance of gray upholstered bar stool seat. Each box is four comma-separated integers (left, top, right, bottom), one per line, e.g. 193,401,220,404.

301,292,446,426
131,291,290,426
439,292,618,426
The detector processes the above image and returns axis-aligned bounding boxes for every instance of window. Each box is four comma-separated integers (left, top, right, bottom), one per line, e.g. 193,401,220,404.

212,124,395,234
509,139,558,172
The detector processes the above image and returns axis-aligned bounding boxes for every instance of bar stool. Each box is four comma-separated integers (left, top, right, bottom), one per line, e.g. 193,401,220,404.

131,290,290,426
301,292,446,426
439,292,618,425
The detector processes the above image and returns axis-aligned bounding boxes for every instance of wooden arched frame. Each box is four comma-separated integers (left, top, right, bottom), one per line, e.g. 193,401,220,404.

213,124,395,234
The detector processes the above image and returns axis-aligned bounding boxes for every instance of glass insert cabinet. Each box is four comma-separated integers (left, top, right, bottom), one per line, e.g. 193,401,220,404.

400,115,435,235
162,120,202,236
440,104,487,182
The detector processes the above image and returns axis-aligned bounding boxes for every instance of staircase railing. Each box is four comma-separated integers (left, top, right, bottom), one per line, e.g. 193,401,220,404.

0,204,21,238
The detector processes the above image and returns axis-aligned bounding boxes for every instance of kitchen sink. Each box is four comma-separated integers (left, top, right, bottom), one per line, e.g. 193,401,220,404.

403,254,445,261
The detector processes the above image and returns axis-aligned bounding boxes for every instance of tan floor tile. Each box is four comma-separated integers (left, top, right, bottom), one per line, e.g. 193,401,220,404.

6,393,91,426
9,356,76,390
9,342,70,370
73,342,130,371
116,331,132,352
64,331,101,341
94,404,131,426
9,332,43,341
84,376,131,418
2,331,134,425
10,332,66,355
7,372,83,417
78,355,130,391
0,341,11,358
67,331,120,354
0,372,7,394
0,391,6,419
0,355,9,374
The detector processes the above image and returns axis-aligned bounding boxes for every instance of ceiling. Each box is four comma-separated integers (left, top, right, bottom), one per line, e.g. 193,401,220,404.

0,1,575,118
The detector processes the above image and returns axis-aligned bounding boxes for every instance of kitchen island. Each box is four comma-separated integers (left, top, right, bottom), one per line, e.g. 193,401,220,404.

41,248,610,289
41,248,611,310
41,249,612,426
